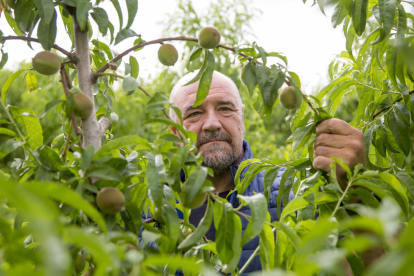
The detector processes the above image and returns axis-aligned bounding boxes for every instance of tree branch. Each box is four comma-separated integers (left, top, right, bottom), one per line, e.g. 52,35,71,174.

60,66,82,136
3,36,76,62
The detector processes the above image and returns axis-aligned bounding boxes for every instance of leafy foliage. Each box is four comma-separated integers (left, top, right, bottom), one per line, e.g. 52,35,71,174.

1,0,414,275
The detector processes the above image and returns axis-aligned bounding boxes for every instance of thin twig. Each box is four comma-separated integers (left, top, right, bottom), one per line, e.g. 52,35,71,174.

60,66,82,136
61,119,73,163
359,108,393,130
3,36,76,62
95,72,172,120
354,79,399,94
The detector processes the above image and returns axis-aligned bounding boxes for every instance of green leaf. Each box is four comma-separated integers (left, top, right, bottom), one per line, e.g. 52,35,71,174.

2,69,26,104
122,76,140,93
115,28,138,45
317,76,350,100
291,121,316,152
216,202,242,274
273,221,301,250
91,7,109,36
161,202,180,252
80,145,94,172
0,139,24,159
280,196,307,222
393,102,410,126
386,46,400,90
37,8,57,50
32,0,54,27
143,255,202,275
86,165,124,182
395,172,414,199
76,0,92,31
276,167,295,219
178,198,214,249
259,224,275,270
388,110,410,155
15,0,36,33
379,172,409,213
376,0,396,43
0,127,17,137
22,182,107,232
146,92,169,113
146,153,165,207
267,52,288,65
25,72,39,92
241,61,257,96
331,0,348,28
193,50,215,107
129,56,139,78
125,0,138,29
38,146,62,171
110,0,123,30
63,227,112,275
94,135,151,160
182,168,207,205
396,4,407,47
351,0,369,36
239,194,267,245
9,106,43,149
40,99,64,118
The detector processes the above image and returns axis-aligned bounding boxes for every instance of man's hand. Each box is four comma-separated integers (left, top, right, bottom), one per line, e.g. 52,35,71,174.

313,118,365,188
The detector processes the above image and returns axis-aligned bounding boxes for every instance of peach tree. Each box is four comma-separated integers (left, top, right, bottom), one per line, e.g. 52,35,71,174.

0,0,414,276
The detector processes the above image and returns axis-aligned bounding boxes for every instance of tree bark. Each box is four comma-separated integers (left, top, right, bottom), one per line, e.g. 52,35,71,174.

73,15,111,151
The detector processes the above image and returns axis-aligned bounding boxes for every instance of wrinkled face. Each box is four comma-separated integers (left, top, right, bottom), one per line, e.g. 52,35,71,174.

171,74,245,175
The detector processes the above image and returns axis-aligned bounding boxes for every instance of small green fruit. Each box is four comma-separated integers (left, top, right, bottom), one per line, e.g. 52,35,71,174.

182,227,193,239
279,86,299,109
158,44,178,66
153,207,165,224
74,252,86,273
96,187,125,214
32,51,61,75
198,26,221,49
72,92,94,118
180,184,206,209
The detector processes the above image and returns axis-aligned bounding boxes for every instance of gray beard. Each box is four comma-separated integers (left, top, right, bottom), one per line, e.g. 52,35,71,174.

196,130,240,176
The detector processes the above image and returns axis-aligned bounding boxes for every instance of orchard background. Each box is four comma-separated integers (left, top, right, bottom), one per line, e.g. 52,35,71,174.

1,0,414,275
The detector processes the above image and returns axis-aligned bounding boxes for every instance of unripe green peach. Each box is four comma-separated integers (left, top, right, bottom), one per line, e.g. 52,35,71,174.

180,183,206,209
158,44,178,66
279,86,299,109
32,51,61,75
198,26,221,49
71,92,94,118
74,251,86,273
182,226,193,239
96,187,125,214
153,207,165,224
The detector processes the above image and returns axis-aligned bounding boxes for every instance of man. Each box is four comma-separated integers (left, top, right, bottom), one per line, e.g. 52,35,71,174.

168,71,366,273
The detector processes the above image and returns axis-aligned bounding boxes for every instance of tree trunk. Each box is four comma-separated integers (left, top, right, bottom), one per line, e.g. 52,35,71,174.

73,15,110,151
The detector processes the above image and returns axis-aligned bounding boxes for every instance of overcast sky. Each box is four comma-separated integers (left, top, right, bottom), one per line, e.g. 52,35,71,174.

0,0,346,94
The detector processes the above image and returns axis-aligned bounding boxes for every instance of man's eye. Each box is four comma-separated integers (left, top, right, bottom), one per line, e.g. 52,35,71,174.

188,111,201,117
219,107,231,111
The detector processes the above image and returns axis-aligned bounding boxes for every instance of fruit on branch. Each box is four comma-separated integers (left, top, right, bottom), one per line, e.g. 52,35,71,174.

179,183,207,209
153,207,165,224
96,187,125,214
70,88,94,118
74,251,86,273
279,86,299,109
198,26,221,49
81,268,95,276
32,51,61,75
182,226,193,239
158,44,178,66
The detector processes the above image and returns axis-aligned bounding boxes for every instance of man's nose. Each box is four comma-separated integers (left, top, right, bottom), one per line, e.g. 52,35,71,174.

202,110,221,132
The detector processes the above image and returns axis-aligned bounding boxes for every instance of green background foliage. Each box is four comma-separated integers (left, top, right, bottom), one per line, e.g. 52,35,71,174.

1,0,414,275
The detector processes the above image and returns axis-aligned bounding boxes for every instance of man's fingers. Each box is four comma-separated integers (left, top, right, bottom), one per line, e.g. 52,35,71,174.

313,156,334,172
314,133,363,151
314,146,346,160
316,118,355,136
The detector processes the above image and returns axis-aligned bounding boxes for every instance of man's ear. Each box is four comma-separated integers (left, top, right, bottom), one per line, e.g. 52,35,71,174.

170,125,178,136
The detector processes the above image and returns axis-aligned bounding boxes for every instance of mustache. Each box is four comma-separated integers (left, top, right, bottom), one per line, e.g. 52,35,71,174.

196,131,233,148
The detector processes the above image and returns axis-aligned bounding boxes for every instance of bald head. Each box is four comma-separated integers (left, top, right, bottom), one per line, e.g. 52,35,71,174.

169,71,243,121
